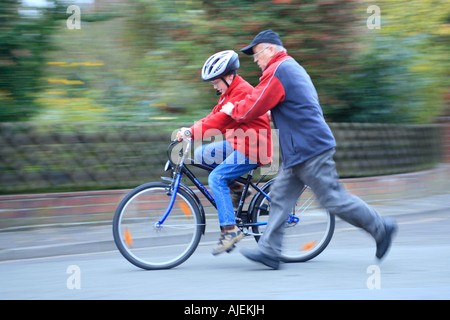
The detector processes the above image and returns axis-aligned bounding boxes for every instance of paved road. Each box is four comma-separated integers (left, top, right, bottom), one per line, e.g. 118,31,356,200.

1,204,450,300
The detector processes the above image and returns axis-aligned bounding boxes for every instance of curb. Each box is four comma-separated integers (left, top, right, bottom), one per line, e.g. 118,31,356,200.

1,193,449,262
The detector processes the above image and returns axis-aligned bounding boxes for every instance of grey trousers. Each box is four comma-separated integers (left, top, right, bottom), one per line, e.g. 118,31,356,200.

258,148,387,257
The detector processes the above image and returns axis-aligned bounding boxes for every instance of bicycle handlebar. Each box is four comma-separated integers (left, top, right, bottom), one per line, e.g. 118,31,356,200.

183,129,192,138
167,137,192,170
176,128,192,142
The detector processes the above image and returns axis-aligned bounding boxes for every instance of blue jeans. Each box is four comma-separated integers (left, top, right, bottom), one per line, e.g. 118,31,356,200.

194,141,257,226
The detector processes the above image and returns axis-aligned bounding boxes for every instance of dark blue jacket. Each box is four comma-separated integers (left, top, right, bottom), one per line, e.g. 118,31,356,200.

231,51,336,168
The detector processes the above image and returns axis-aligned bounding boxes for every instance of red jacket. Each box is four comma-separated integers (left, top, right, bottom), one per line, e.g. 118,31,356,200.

190,74,272,165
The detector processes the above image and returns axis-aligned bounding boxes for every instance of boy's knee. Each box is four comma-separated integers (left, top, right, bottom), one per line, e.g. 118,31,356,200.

208,170,229,189
208,171,218,186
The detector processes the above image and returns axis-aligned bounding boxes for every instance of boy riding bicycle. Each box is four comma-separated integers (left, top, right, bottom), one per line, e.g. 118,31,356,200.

177,50,272,255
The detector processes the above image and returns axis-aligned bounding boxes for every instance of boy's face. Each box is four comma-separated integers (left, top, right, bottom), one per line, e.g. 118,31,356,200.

211,75,233,95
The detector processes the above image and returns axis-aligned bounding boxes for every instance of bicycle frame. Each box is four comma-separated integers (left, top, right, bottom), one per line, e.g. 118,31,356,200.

158,139,298,230
113,138,334,269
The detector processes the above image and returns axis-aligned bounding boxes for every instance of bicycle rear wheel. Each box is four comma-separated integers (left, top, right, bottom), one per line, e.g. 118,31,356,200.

113,182,203,270
251,184,334,263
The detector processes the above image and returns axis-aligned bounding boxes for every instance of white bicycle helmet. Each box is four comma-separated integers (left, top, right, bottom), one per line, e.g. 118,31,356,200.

201,50,240,82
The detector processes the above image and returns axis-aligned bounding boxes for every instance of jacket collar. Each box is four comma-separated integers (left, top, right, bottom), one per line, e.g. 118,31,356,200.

222,74,243,97
263,51,290,72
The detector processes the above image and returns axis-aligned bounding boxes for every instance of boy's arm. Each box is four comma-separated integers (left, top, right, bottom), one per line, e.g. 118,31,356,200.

190,87,252,140
190,111,233,140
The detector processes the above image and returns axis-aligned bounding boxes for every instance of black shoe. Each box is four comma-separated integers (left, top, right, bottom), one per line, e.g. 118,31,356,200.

240,248,280,270
376,218,398,260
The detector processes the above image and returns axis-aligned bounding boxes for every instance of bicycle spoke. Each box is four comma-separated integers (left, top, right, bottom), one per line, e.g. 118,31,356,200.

113,183,202,270
251,184,334,262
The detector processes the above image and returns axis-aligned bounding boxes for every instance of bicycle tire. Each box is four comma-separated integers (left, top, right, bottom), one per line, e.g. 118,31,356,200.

112,182,203,270
251,182,335,263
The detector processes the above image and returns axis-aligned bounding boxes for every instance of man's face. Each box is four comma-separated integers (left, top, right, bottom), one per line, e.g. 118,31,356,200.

252,43,273,71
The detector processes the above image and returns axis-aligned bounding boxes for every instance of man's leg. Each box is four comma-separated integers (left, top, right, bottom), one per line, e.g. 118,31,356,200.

298,149,397,258
240,166,305,269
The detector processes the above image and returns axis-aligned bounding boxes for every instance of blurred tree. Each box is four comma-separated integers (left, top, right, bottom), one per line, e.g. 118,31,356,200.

130,0,361,115
5,0,447,124
195,0,450,124
339,0,450,123
0,0,61,121
197,0,360,109
328,41,409,123
123,0,213,113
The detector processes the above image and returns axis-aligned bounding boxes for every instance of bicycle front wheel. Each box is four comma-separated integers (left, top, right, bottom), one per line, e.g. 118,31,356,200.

251,185,334,263
113,182,203,270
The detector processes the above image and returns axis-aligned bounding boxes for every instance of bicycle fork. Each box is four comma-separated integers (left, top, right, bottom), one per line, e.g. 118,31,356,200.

155,173,182,228
156,139,192,228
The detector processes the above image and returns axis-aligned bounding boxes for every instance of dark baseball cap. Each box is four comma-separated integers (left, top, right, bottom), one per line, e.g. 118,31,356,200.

240,29,283,55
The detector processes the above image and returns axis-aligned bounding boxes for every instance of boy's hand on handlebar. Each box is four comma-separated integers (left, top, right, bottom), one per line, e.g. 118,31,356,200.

177,127,192,141
220,102,234,116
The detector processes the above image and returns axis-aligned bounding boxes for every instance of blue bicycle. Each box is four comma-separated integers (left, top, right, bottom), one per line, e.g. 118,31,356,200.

113,138,335,270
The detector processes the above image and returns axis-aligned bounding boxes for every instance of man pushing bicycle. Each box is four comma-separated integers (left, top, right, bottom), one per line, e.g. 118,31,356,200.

177,50,272,255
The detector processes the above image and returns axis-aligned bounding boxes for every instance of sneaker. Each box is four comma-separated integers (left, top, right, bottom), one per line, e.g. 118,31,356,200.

212,227,244,255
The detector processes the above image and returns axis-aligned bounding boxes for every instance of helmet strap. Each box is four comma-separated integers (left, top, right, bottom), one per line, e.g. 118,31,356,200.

221,77,230,88
220,71,236,89
216,72,236,96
